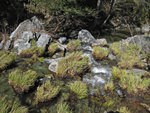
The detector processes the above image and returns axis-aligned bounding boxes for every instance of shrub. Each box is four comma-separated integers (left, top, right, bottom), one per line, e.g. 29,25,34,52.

35,81,60,104
20,46,45,58
109,42,122,58
117,107,131,113
66,40,80,52
0,51,16,71
56,51,90,78
57,102,72,113
8,69,38,93
69,81,88,99
92,46,109,60
104,81,115,91
48,43,58,56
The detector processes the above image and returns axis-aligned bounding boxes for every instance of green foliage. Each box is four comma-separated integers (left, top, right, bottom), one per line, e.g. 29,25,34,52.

35,81,60,104
92,46,109,60
111,67,127,79
8,69,38,92
109,42,122,58
66,40,81,52
48,43,58,56
103,99,114,108
56,51,90,78
104,81,115,91
69,81,88,99
20,46,45,58
0,51,16,71
57,102,72,113
117,106,131,113
0,97,28,113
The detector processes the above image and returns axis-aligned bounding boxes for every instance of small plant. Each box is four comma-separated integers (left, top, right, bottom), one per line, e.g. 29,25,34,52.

104,81,115,91
66,40,80,52
69,81,88,99
57,102,72,113
56,51,90,78
111,67,127,79
8,69,38,93
20,46,45,58
35,81,60,104
117,106,131,113
48,43,58,56
0,51,16,71
103,99,114,108
92,46,109,60
109,42,122,58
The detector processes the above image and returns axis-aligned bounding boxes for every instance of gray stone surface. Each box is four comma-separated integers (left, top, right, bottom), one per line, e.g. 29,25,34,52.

78,29,95,44
92,38,107,47
58,37,67,44
48,59,60,73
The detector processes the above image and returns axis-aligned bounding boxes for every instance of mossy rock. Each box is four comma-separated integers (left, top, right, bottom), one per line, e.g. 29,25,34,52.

20,46,45,58
0,50,16,71
69,81,88,99
92,46,109,60
8,69,38,93
56,51,90,78
66,40,80,52
35,81,60,104
48,42,58,56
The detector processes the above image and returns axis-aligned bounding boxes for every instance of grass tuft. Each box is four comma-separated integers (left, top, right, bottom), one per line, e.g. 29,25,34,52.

57,102,72,113
48,43,58,56
104,81,115,91
66,40,80,52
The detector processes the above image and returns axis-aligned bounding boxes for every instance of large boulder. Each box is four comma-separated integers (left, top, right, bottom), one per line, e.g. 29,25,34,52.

78,29,95,44
121,35,150,54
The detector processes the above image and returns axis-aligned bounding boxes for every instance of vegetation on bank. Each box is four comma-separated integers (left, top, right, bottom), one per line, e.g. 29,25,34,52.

0,50,16,71
8,69,38,93
57,102,72,113
104,81,115,91
66,40,81,52
48,42,58,56
69,81,88,99
35,81,60,104
56,51,90,78
92,46,109,60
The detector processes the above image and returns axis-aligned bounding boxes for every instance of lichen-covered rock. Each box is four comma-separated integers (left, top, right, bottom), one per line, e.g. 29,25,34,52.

92,38,107,47
78,29,95,44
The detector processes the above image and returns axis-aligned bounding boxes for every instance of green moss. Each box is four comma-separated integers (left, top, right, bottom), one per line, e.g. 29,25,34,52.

109,42,122,58
111,67,127,79
20,46,45,58
57,102,72,113
48,43,58,56
56,51,90,78
8,69,38,93
0,51,16,71
92,46,109,60
69,81,88,99
117,106,131,113
0,97,28,113
66,40,80,52
35,81,60,104
104,81,115,91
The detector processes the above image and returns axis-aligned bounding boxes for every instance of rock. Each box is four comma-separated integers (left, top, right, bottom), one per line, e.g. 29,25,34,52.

0,40,4,49
142,26,150,33
129,68,148,75
108,54,116,60
78,29,95,44
121,35,150,54
92,38,107,47
48,60,59,73
36,33,51,47
58,37,67,44
3,16,44,51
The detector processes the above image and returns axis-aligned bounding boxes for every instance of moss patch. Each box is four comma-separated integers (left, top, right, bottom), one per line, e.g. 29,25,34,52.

56,51,90,78
66,40,80,52
92,46,109,60
35,81,60,104
8,69,38,93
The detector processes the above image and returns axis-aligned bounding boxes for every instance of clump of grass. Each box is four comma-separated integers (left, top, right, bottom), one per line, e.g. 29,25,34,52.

48,43,58,56
103,99,114,108
0,51,16,71
69,81,88,99
66,40,80,52
35,81,60,104
92,46,109,60
111,67,127,79
8,69,38,93
104,81,115,91
117,106,131,113
56,51,90,78
109,42,122,58
0,97,28,113
20,46,45,58
57,102,72,113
